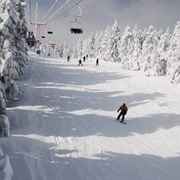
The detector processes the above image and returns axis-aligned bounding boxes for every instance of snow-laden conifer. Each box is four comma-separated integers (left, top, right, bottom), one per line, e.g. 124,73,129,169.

0,0,28,137
63,42,69,59
82,39,88,58
109,20,122,62
72,46,78,59
77,39,83,58
93,31,104,60
129,24,142,70
58,44,64,58
0,0,28,98
156,28,171,76
86,33,95,58
139,25,160,76
100,25,112,61
100,20,122,62
166,22,180,83
118,25,133,68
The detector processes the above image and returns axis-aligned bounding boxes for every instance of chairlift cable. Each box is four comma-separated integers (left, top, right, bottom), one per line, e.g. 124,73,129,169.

47,0,83,24
42,0,59,21
29,0,32,23
47,0,71,21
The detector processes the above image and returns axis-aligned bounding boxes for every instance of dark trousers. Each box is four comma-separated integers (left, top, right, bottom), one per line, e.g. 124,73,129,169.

117,112,125,122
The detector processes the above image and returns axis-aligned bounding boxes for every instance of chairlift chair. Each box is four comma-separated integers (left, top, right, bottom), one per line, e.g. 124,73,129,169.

70,18,83,34
47,26,53,34
47,30,53,34
70,3,83,34
70,27,83,34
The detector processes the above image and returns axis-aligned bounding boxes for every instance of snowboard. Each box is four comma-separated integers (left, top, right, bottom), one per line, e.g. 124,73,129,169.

116,119,127,124
120,121,127,124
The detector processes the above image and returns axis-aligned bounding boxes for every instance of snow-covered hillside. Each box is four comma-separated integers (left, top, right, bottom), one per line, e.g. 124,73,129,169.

1,52,180,180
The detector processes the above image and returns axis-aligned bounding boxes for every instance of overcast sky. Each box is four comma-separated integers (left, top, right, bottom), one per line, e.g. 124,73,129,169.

25,0,180,47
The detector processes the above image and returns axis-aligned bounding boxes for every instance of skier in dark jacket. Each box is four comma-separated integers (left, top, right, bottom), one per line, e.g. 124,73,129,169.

78,59,83,66
67,55,70,61
83,56,86,62
96,58,99,66
116,103,128,122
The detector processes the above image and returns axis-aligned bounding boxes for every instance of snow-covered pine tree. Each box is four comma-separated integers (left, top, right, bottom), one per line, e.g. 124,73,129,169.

93,31,101,59
54,44,60,57
62,42,71,59
86,33,95,58
100,25,112,61
82,39,88,58
13,0,28,75
139,25,160,76
109,19,122,62
0,0,28,98
66,45,72,59
72,46,78,59
0,0,28,137
166,22,180,83
0,0,10,137
57,43,64,58
156,28,171,76
77,39,83,58
117,25,133,68
129,24,142,70
0,81,10,137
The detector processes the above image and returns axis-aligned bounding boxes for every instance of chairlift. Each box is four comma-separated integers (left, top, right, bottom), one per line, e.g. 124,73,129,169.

70,28,83,34
47,26,53,34
26,31,35,47
47,30,53,34
70,3,83,34
70,20,83,34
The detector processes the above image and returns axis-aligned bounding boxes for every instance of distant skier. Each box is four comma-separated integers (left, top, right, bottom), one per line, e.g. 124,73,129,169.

116,103,128,123
96,58,99,66
67,55,70,62
83,56,86,62
78,59,83,66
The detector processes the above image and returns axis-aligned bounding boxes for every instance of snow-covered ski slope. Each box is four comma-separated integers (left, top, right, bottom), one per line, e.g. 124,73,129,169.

2,51,180,180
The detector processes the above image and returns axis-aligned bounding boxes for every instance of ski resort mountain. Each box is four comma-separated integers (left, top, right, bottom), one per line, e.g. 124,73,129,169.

1,52,180,180
0,0,180,179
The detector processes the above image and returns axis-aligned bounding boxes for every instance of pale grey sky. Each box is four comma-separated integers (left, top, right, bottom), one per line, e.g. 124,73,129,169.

26,0,180,47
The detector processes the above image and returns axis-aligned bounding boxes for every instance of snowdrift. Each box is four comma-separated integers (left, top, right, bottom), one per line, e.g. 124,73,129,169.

0,148,13,180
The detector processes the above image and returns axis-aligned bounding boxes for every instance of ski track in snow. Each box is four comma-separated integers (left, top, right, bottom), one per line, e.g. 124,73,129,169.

1,51,180,180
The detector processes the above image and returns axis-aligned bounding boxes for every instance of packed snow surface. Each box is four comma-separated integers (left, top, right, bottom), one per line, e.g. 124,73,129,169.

1,51,180,180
